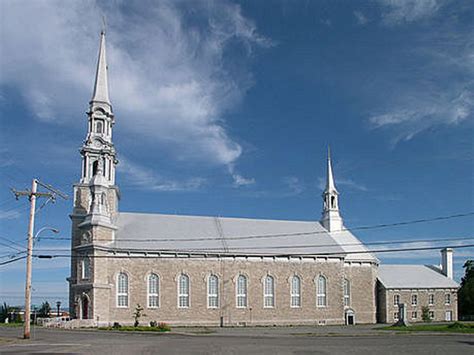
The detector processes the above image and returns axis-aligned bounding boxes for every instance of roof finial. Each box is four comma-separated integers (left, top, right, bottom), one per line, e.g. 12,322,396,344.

101,15,107,35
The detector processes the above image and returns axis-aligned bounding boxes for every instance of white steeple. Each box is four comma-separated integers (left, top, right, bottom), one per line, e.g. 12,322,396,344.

91,31,110,106
79,31,117,185
320,147,343,232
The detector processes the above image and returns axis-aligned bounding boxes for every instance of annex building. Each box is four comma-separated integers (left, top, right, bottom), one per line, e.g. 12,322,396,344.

68,32,458,326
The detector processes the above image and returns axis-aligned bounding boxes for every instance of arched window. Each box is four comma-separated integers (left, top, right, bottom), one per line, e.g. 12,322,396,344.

178,274,189,308
291,275,301,308
264,275,275,308
236,275,247,308
92,160,99,176
343,279,350,307
95,120,104,134
207,274,219,308
317,275,327,307
117,273,128,308
148,274,159,308
81,257,91,279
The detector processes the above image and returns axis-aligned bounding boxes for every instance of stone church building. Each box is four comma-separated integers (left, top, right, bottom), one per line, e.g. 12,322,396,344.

68,32,458,326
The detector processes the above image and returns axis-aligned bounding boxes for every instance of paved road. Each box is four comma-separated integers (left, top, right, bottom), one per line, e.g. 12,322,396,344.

0,326,472,354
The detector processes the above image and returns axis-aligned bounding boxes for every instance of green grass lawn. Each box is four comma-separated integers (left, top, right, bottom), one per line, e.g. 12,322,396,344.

380,322,474,334
0,322,23,327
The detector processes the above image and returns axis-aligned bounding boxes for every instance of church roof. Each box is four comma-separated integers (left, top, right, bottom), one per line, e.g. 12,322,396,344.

378,265,459,289
109,212,377,261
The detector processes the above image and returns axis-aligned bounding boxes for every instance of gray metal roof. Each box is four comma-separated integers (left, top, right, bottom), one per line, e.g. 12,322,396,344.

378,265,459,289
109,212,377,261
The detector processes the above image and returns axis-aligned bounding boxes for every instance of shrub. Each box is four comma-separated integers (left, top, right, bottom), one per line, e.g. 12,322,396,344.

448,322,468,329
421,306,431,323
157,322,171,331
133,304,145,327
150,321,157,327
112,322,121,329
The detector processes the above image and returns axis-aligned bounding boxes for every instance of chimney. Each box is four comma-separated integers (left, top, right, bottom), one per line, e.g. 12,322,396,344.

440,248,453,279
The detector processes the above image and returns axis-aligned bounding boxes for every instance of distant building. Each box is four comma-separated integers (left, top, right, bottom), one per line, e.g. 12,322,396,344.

377,249,458,323
67,32,458,326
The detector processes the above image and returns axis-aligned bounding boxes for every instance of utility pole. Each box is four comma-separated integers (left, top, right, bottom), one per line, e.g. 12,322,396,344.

12,179,67,339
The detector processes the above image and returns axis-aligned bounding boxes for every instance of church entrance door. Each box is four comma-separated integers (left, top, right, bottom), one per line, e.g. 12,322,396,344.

82,297,89,319
345,309,355,325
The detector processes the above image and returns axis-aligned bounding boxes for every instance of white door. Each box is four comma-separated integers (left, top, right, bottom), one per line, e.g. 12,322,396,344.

445,311,452,321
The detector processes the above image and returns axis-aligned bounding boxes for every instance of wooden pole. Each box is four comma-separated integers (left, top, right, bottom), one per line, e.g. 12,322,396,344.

23,179,37,339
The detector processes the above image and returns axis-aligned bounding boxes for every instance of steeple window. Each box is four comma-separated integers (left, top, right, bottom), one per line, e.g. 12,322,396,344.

95,120,104,134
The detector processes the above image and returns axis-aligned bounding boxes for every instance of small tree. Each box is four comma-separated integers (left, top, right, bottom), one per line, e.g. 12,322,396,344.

421,306,431,323
133,304,145,327
38,301,51,318
458,260,474,319
0,302,9,322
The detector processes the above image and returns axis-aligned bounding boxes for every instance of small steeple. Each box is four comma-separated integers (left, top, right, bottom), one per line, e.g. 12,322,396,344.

325,146,338,194
91,31,110,105
320,146,343,232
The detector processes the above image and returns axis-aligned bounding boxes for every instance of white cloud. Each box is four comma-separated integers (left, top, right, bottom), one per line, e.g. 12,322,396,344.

282,176,305,195
0,0,271,174
369,87,474,143
118,157,206,192
354,11,368,25
377,0,445,25
228,164,255,187
0,209,21,220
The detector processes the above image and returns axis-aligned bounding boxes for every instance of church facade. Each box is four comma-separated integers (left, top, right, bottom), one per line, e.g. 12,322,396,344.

68,32,456,326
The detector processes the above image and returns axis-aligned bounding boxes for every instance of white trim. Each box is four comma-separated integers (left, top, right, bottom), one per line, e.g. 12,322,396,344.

445,293,451,305
116,272,129,308
290,275,301,308
147,273,160,309
207,274,219,309
263,275,275,308
393,294,400,306
343,278,350,307
316,275,327,307
177,273,190,308
81,257,91,280
236,274,247,308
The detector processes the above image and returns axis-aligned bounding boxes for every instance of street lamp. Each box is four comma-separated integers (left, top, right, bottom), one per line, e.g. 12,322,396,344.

34,227,59,241
56,301,61,318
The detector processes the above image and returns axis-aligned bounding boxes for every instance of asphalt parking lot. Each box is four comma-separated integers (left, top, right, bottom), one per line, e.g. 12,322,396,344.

0,325,472,354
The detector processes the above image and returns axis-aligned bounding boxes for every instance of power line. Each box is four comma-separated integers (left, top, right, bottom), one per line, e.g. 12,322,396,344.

37,211,474,244
0,255,27,266
28,243,474,260
0,236,26,250
32,236,474,253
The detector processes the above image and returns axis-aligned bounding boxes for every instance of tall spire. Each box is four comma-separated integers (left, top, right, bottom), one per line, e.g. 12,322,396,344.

91,31,110,105
79,30,117,186
320,146,343,232
325,146,338,194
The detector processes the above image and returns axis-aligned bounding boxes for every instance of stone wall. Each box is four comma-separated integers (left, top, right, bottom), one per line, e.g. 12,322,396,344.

76,255,378,326
379,286,458,323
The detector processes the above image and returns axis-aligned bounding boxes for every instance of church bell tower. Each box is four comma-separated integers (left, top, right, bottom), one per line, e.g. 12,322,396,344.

320,147,343,232
69,31,119,322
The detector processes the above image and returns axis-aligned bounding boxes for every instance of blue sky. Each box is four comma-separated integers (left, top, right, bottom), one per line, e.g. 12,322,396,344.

0,0,473,307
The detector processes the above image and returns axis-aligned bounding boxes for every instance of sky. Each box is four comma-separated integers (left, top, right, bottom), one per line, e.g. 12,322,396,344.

0,0,473,308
